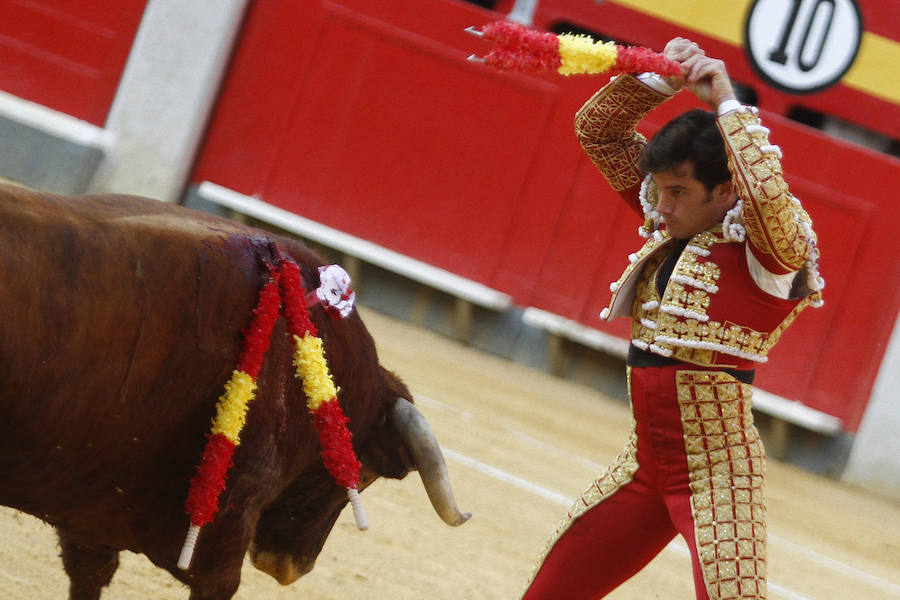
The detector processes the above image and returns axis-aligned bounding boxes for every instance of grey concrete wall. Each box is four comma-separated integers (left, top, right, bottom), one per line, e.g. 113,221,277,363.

0,116,103,193
843,314,900,501
87,0,250,202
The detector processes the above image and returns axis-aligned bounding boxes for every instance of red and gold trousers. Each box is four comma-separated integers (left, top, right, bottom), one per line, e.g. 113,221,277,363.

522,365,767,600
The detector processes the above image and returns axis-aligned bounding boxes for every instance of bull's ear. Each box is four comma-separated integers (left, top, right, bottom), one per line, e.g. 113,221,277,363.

380,367,412,401
391,398,470,527
355,402,415,479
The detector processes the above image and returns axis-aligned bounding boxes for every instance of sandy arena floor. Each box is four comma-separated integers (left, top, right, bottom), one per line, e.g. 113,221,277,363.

1,307,898,599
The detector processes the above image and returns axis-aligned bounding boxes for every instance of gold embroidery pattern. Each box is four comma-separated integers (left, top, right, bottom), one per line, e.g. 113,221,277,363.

718,110,811,273
566,422,639,523
676,371,767,600
675,248,722,292
659,239,721,325
627,231,806,367
522,419,640,594
656,313,769,362
667,280,713,319
631,250,669,344
575,74,670,191
654,305,809,366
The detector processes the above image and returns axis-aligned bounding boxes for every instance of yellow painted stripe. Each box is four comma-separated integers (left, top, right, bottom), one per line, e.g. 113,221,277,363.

607,0,900,105
608,0,752,46
844,33,900,105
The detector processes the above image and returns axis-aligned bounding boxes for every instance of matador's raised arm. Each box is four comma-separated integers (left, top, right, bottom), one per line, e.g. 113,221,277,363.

574,74,670,212
717,106,818,276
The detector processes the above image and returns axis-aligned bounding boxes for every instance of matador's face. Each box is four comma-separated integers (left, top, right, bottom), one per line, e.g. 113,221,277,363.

651,161,736,239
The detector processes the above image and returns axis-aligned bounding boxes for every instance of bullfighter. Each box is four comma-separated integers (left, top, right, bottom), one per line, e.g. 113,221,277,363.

522,38,824,600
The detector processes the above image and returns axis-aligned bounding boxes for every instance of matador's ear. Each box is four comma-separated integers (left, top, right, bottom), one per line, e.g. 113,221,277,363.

713,180,737,206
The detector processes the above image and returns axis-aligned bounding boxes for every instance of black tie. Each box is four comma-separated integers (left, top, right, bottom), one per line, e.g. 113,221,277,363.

656,238,691,297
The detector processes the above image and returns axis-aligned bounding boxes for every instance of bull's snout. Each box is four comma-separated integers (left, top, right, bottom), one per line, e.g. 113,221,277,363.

248,544,315,585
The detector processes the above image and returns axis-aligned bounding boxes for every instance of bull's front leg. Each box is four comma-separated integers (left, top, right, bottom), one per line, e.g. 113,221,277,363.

57,531,120,600
172,517,249,600
182,556,243,600
187,583,241,600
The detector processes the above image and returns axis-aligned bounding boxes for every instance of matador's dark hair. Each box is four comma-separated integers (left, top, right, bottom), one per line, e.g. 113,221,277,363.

637,109,731,191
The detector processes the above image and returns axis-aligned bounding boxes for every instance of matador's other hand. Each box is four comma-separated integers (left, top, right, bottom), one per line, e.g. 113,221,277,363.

661,37,704,91
681,53,737,109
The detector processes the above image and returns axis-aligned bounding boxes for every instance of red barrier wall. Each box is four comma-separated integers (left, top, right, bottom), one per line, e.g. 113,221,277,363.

191,0,900,431
0,0,147,126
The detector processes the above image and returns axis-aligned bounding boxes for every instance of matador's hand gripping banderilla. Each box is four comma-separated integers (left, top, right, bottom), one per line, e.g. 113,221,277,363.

465,21,681,78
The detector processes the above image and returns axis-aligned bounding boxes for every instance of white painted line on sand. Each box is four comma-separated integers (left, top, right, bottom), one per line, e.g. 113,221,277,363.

441,449,574,507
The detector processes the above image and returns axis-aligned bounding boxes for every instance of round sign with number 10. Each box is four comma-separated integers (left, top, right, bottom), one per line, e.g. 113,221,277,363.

744,0,863,94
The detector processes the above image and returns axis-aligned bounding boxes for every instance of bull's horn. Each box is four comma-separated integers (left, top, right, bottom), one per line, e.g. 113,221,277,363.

391,398,471,526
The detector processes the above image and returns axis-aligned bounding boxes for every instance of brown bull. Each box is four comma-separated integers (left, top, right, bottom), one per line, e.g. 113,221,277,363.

0,183,468,599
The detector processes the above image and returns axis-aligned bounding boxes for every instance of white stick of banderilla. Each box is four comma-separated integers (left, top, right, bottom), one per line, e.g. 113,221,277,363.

347,488,368,530
177,524,200,570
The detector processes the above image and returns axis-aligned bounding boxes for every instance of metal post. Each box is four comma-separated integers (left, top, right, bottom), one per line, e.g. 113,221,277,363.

507,0,540,26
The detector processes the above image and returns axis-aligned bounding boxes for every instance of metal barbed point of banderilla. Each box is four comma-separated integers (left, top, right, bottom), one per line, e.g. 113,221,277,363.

465,26,486,62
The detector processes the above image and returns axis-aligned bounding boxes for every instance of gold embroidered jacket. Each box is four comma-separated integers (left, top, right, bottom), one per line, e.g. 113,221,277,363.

576,74,824,369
